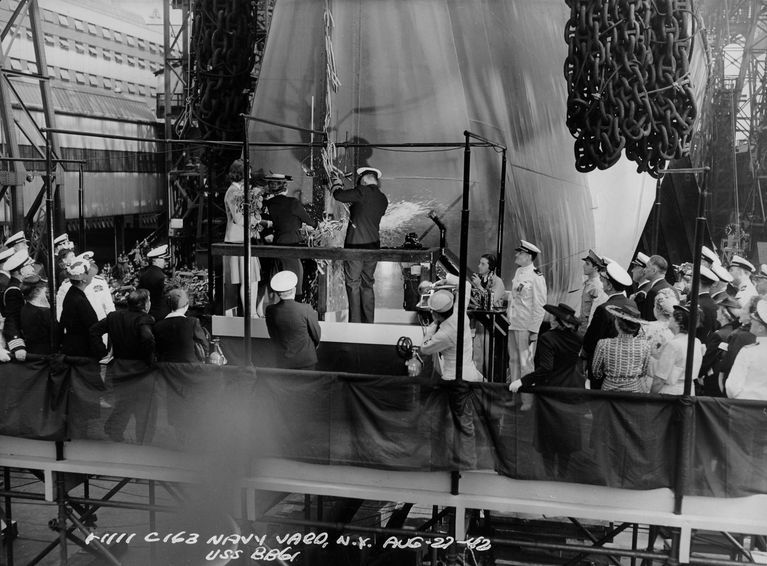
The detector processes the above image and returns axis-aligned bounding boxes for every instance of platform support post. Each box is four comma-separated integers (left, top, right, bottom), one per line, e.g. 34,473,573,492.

149,480,157,565
56,472,67,565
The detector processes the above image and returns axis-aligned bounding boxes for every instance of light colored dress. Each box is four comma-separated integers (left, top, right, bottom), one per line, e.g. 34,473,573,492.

651,332,702,395
224,181,263,284
639,320,674,392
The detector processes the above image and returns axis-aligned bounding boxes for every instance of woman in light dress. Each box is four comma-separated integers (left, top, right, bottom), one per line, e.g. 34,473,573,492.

639,288,678,392
224,159,265,317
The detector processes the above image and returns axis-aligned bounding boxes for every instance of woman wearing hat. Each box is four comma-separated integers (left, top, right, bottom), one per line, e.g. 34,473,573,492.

638,288,678,392
470,253,506,378
421,289,482,381
262,173,318,299
591,305,650,392
224,159,264,318
509,302,584,477
649,304,703,395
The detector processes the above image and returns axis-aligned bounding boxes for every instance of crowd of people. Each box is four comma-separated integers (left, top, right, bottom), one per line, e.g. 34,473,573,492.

457,241,767,401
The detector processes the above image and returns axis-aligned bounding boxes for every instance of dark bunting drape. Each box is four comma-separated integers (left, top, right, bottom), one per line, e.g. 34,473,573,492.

1,358,766,497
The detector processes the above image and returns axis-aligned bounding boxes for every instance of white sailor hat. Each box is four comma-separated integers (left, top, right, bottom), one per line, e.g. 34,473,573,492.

147,244,169,259
699,265,718,283
53,233,69,247
3,249,31,273
427,289,454,313
631,252,650,268
515,240,541,256
603,262,632,287
730,255,755,272
75,251,94,262
356,167,382,179
66,259,91,281
4,231,27,248
755,264,767,280
701,246,719,265
711,262,733,283
0,248,15,264
270,270,298,292
264,173,293,182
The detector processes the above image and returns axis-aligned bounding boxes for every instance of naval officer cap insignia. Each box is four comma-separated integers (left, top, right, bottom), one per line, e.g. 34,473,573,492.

701,246,719,265
631,252,650,268
53,233,69,246
3,231,26,248
147,244,170,259
356,167,382,180
604,262,632,288
730,255,755,272
3,249,30,273
515,240,541,256
711,262,733,283
699,265,718,283
270,270,298,292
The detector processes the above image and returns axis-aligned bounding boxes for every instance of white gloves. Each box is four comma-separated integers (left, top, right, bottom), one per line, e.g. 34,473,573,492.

508,379,523,393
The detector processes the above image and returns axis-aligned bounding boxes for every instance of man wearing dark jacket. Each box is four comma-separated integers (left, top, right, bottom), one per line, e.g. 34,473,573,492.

265,271,321,369
2,249,35,359
332,166,388,323
581,262,637,389
639,255,674,321
138,244,170,322
697,266,719,342
263,174,318,298
91,288,156,443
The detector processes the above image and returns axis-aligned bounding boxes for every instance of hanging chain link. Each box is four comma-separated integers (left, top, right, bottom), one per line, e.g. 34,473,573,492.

564,0,697,178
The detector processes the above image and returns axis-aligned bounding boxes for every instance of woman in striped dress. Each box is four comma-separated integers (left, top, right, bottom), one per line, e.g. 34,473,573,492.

591,304,650,392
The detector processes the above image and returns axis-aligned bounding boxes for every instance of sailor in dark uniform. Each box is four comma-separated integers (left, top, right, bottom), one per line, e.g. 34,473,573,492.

20,275,54,356
263,173,318,298
2,249,36,360
265,271,321,370
138,244,170,322
332,166,389,323
4,231,45,278
58,258,99,357
697,266,720,342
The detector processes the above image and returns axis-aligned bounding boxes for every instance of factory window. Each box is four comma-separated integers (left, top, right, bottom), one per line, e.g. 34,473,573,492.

59,68,71,81
113,79,122,92
137,38,146,50
149,86,157,97
102,28,112,40
27,61,37,73
88,45,98,57
44,34,54,46
57,14,69,26
126,35,136,47
126,56,135,67
9,58,22,71
43,10,55,23
113,31,123,43
59,38,69,50
127,83,137,94
138,85,147,96
75,41,85,54
103,49,111,61
148,42,157,54
47,65,54,77
25,29,32,40
137,59,146,69
114,53,123,64
87,23,97,35
88,75,99,87
75,71,86,84
74,19,84,32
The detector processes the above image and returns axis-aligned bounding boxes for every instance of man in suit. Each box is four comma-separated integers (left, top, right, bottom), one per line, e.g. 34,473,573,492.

581,261,636,389
139,244,170,322
332,166,389,323
263,173,318,298
629,252,651,303
697,266,719,342
265,271,321,370
639,255,674,321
